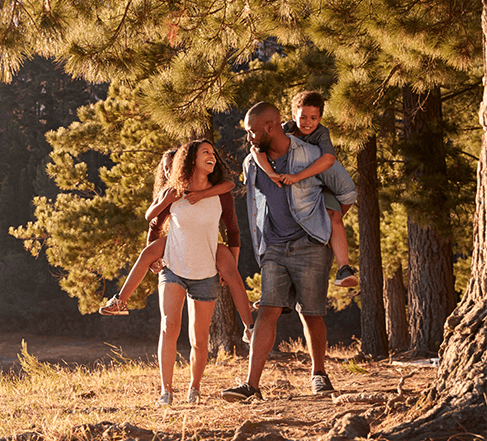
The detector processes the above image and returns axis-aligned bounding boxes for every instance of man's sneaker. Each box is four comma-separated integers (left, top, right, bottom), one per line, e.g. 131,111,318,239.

157,390,173,406
334,265,358,287
311,372,335,395
187,387,201,404
99,296,129,316
242,324,254,344
221,382,262,402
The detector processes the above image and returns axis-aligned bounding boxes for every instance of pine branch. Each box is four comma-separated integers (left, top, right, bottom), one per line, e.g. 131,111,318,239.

441,81,482,102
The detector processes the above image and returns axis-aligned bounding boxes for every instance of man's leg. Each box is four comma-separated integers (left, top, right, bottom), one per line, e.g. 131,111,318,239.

300,313,335,395
221,305,282,401
247,305,282,388
299,314,327,375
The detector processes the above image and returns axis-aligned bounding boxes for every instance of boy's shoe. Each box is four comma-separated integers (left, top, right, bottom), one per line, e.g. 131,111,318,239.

187,387,201,404
99,296,129,316
157,390,173,406
334,265,358,287
221,382,262,402
242,324,254,344
311,372,335,395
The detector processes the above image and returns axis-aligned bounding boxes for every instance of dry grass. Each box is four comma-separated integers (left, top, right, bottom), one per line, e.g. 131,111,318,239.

0,339,439,440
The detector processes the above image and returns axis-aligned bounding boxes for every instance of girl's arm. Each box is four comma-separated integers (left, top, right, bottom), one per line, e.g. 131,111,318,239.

281,153,335,185
250,146,282,187
145,188,180,221
185,179,235,205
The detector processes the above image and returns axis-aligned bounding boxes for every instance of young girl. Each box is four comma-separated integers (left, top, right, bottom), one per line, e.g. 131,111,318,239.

99,146,254,344
251,91,358,287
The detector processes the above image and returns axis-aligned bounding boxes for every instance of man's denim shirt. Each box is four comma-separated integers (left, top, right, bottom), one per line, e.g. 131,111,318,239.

244,135,338,267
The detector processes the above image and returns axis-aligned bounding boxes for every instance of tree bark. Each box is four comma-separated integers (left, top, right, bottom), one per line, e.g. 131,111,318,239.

402,85,456,355
376,5,487,438
383,265,409,353
357,135,388,357
208,284,243,357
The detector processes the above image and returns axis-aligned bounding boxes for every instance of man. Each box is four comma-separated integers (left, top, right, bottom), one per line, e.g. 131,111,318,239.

222,101,351,401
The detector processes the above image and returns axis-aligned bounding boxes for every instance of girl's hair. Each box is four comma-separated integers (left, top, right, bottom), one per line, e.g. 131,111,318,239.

152,147,178,200
168,139,230,196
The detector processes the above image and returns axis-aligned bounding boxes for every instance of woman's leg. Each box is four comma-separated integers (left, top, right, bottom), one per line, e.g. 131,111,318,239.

216,244,253,328
118,236,167,302
158,282,186,395
187,297,216,392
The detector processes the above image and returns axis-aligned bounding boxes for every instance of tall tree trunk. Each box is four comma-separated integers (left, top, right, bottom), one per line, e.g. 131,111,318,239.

407,219,455,354
383,264,409,353
208,285,243,357
402,85,456,355
377,5,487,438
357,135,388,357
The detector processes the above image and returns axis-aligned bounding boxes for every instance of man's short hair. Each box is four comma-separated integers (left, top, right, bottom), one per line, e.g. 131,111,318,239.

247,101,280,121
291,91,325,117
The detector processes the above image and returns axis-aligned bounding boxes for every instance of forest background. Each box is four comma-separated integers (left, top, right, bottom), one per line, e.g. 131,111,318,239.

0,1,482,359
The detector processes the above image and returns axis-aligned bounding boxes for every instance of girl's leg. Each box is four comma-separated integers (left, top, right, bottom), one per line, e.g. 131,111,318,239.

216,244,253,328
118,236,167,302
158,282,186,395
187,297,216,392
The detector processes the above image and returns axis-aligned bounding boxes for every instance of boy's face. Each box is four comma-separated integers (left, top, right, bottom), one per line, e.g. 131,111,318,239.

293,105,321,136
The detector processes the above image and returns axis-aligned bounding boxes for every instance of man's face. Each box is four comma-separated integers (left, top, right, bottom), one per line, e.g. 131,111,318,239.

244,113,272,153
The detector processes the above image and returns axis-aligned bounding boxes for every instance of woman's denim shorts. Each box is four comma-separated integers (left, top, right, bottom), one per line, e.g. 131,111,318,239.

159,267,220,302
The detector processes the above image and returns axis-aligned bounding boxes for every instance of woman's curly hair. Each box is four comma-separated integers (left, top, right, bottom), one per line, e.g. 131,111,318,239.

152,147,179,200
168,139,230,196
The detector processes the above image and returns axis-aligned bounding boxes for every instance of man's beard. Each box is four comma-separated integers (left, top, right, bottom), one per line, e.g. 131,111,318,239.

257,131,271,153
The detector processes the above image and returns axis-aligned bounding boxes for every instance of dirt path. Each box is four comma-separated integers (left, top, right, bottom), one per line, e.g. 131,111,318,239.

0,333,163,371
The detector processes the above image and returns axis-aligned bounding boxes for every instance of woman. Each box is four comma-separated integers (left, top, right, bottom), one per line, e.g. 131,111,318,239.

156,139,242,406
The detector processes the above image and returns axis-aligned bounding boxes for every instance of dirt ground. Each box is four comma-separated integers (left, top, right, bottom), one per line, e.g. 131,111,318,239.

0,333,451,440
0,333,163,372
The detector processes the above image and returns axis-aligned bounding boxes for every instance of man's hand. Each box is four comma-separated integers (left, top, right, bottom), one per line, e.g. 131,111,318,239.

280,173,302,185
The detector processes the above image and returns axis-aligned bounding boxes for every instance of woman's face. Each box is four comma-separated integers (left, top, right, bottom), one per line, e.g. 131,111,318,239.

163,156,173,180
194,142,216,175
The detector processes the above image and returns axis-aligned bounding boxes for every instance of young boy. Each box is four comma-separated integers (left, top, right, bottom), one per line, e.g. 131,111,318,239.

251,91,358,287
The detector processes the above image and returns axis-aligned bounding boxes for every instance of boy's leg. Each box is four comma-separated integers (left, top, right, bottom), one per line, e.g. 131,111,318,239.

216,244,253,329
327,209,349,269
118,236,167,302
328,209,358,287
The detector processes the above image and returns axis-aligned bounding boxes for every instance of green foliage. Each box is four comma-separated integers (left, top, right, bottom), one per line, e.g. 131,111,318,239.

10,83,178,314
245,272,262,303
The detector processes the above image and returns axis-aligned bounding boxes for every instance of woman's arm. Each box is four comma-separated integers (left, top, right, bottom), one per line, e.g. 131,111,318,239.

185,180,235,205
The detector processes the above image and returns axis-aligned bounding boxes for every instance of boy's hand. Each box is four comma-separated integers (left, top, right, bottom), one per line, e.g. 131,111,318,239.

280,174,301,185
186,191,204,205
269,173,283,188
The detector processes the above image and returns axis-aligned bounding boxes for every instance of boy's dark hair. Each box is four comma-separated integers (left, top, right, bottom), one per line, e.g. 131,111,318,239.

291,91,325,117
